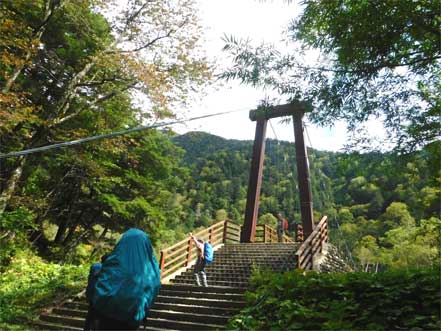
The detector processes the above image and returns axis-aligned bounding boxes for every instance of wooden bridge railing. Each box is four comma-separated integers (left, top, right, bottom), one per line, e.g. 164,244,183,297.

295,224,304,242
255,224,295,243
159,220,302,280
295,216,328,270
159,220,241,280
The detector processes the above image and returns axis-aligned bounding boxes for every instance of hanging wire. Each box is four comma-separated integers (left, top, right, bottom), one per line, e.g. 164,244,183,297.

304,121,356,269
333,215,357,269
0,107,249,159
304,121,314,150
268,119,279,141
303,120,316,194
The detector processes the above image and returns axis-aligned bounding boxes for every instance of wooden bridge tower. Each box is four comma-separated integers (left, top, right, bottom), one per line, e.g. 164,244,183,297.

240,102,315,243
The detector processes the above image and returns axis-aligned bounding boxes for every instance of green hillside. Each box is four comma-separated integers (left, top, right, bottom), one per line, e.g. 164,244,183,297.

174,132,440,271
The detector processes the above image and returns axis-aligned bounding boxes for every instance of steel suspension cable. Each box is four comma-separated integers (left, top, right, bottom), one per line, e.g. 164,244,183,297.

268,119,279,141
0,108,249,159
304,122,356,268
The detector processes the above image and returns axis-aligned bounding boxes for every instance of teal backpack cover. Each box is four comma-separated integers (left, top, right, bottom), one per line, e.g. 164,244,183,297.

92,228,161,324
204,242,214,264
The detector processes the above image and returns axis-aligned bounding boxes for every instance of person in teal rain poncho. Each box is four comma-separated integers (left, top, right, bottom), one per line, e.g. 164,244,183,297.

92,228,161,330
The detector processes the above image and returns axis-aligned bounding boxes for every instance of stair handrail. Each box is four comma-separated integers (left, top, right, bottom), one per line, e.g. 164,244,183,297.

159,220,241,279
255,224,295,243
295,224,304,242
295,215,328,270
282,232,295,243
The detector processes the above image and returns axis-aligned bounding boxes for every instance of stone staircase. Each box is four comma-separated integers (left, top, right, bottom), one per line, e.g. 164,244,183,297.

35,242,299,330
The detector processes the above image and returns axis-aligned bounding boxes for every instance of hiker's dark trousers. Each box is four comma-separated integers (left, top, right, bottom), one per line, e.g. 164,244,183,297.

194,256,207,286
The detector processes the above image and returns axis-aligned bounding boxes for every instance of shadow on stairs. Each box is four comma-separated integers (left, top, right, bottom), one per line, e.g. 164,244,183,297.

35,243,299,330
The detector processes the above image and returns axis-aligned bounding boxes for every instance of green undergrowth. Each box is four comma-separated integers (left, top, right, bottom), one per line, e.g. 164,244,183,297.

0,250,88,331
228,267,441,331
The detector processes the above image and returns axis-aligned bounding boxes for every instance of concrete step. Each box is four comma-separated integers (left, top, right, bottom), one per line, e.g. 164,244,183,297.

160,283,245,294
36,242,302,330
182,265,296,274
211,258,295,263
39,312,223,331
209,259,293,264
159,289,244,301
61,300,238,318
216,250,297,254
221,247,298,252
64,301,88,311
53,307,85,318
173,275,250,283
155,295,246,309
202,258,296,264
34,320,82,331
145,317,224,330
187,260,296,272
143,327,181,331
222,243,301,249
152,302,237,316
178,268,295,279
149,309,230,325
40,313,83,328
210,254,295,259
178,272,252,279
216,249,297,253
171,279,249,288
175,271,251,278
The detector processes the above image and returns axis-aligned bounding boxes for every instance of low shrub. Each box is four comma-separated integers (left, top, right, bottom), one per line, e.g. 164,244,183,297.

228,268,441,330
0,250,88,331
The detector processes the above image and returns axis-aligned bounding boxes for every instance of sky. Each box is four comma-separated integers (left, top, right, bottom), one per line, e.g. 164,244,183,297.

170,0,387,152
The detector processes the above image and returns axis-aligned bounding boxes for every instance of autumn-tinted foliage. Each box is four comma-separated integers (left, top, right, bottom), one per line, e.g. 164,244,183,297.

0,0,211,260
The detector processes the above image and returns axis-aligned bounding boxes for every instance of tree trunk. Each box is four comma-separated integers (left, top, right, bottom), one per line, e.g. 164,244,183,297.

62,207,84,245
54,220,67,244
99,227,108,240
0,156,26,217
30,230,43,245
61,228,91,264
0,2,168,218
90,226,108,257
62,224,78,246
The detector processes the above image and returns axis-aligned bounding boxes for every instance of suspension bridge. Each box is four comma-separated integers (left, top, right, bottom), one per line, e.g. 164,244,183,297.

32,102,352,330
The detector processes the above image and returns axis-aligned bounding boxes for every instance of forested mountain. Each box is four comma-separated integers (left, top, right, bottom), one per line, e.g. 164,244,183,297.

173,132,440,271
173,131,333,227
1,1,439,329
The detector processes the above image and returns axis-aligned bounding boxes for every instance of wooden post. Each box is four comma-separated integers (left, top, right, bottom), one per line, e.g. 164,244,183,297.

208,228,213,243
241,118,267,243
296,224,304,242
321,221,328,252
185,239,193,266
292,111,314,239
159,250,166,272
223,220,228,243
263,225,267,243
244,102,312,242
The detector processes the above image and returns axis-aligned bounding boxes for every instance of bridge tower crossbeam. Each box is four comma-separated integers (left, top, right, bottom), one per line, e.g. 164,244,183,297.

241,102,315,243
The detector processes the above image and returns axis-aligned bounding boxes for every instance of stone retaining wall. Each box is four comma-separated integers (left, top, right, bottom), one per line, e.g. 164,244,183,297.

313,243,353,273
